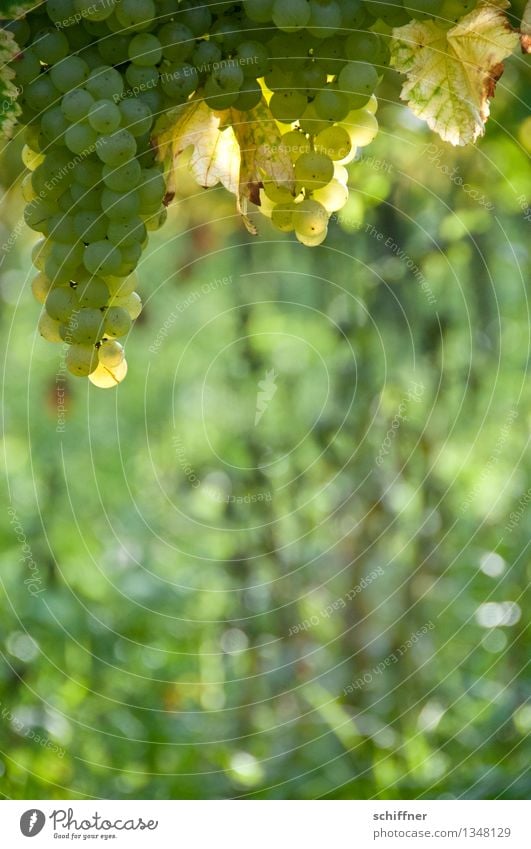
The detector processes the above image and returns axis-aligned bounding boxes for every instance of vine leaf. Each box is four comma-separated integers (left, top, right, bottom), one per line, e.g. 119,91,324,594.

390,0,519,146
155,97,293,235
0,27,21,141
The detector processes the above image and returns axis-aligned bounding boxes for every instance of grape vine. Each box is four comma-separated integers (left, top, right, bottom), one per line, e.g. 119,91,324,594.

0,0,525,387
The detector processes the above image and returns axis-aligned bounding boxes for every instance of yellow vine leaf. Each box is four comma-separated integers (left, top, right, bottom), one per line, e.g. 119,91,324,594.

390,0,519,146
155,97,293,234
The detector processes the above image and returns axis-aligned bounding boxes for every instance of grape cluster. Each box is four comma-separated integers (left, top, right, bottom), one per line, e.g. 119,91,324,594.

9,0,439,385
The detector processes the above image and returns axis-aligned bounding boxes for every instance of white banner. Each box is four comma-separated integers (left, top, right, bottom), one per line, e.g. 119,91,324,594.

1,800,528,848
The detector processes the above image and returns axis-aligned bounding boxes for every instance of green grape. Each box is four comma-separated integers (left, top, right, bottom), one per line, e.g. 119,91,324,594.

293,198,329,236
366,94,378,115
307,0,342,38
204,77,240,110
118,241,142,275
41,107,69,142
118,99,153,137
13,49,41,86
236,41,271,78
47,213,78,243
31,272,54,304
402,0,442,18
314,36,349,74
22,145,44,171
440,0,477,22
192,39,222,69
280,130,311,162
85,65,124,101
342,109,379,147
45,286,79,322
298,103,332,136
61,89,94,122
269,91,308,123
102,160,142,192
104,306,132,338
96,130,137,166
137,168,165,209
128,33,162,66
33,27,69,64
98,339,124,368
22,174,37,202
345,32,389,67
88,99,122,133
263,181,295,203
298,62,328,97
75,0,116,21
125,63,159,91
312,178,348,212
295,227,328,246
272,0,311,32
314,125,352,161
88,357,128,387
74,211,109,243
161,64,199,100
107,217,146,247
115,0,155,30
338,61,378,109
71,184,103,212
271,202,297,232
212,63,245,92
74,158,103,188
68,308,105,344
363,1,409,25
32,238,52,271
38,311,63,343
102,188,141,220
25,76,60,112
50,56,90,92
112,291,142,319
314,87,350,122
65,123,98,155
179,0,212,36
24,198,56,232
144,207,167,231
263,66,293,93
105,272,138,297
50,240,84,270
294,152,334,190
158,22,195,62
76,277,110,308
83,240,122,275
65,344,98,377
234,81,263,111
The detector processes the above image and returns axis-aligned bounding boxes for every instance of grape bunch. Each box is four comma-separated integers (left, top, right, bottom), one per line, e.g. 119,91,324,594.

7,0,419,385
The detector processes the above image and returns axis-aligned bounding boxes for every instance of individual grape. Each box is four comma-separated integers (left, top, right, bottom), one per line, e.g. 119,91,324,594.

31,272,54,304
342,110,379,147
280,130,311,162
203,77,239,110
314,125,352,161
25,76,60,112
12,49,41,86
192,39,222,70
47,213,78,243
298,62,328,97
76,0,116,21
298,103,332,136
313,87,350,122
115,0,155,30
96,130,137,166
66,344,98,377
24,198,56,232
236,41,270,78
295,227,328,246
314,36,348,74
101,187,141,220
244,0,275,23
33,27,69,64
38,312,63,343
271,202,297,232
137,168,165,209
161,63,199,100
88,99,122,133
68,308,105,344
337,62,378,110
76,277,110,308
118,242,142,275
98,339,124,368
263,181,295,203
158,22,195,61
83,240,122,275
61,89,94,122
233,80,263,111
85,66,124,101
71,184,102,212
104,306,132,338
50,56,90,92
128,33,162,66
112,291,142,319
41,107,69,142
106,272,138,297
65,123,98,156
22,145,44,171
88,357,128,388
308,0,342,38
293,199,329,237
272,0,311,32
125,63,159,91
118,99,153,137
269,91,308,123
45,286,79,322
294,152,334,190
107,217,146,247
144,207,167,231
102,160,142,192
345,32,389,67
313,179,349,212
74,211,109,243
74,158,103,188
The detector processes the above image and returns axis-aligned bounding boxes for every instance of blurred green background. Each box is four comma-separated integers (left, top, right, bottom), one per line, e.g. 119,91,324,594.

0,51,530,800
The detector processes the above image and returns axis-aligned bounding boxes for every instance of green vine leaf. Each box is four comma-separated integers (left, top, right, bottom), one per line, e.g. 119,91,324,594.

0,26,21,141
390,0,519,146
